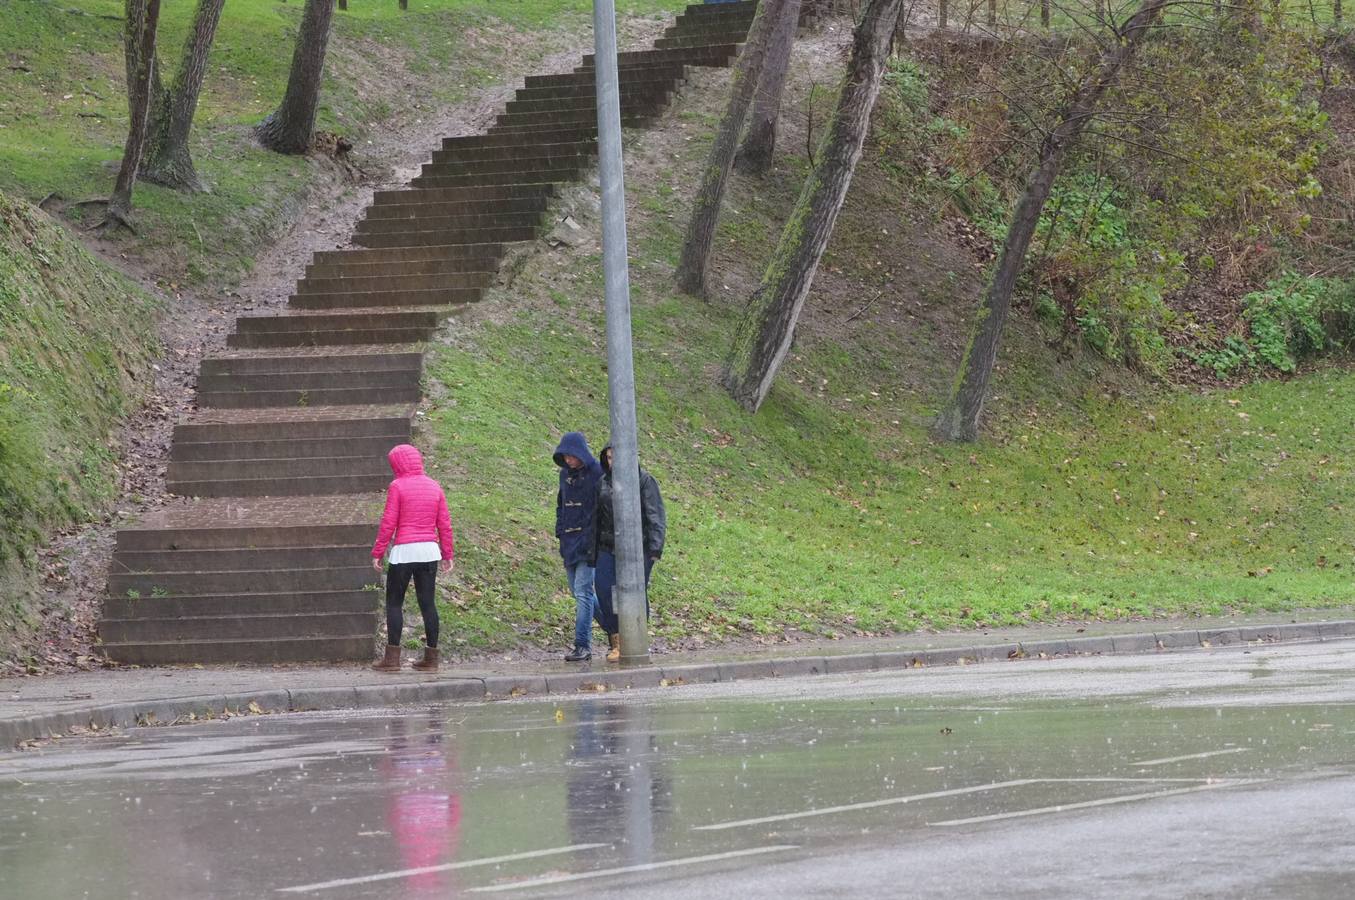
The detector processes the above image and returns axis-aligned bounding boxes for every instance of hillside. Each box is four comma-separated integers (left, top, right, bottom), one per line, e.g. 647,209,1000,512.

412,24,1354,654
0,192,159,662
0,2,1350,668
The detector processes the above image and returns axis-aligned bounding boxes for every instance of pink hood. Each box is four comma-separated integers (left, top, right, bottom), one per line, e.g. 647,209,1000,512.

388,444,425,477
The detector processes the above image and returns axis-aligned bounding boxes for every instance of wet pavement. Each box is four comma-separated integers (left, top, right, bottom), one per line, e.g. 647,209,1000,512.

2,642,1354,898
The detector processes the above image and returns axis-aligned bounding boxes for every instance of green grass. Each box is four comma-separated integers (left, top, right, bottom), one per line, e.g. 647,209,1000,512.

0,191,160,658
414,142,1354,653
0,0,686,284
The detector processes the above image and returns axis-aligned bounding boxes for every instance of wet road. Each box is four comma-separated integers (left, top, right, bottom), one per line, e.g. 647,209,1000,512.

3,642,1354,899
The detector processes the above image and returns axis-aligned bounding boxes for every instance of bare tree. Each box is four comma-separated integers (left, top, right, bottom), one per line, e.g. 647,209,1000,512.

256,0,336,154
105,0,163,230
674,0,785,297
142,0,225,191
932,0,1172,443
736,0,804,175
723,0,905,413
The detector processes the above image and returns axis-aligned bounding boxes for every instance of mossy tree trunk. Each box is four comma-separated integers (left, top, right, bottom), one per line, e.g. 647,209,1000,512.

256,0,336,154
932,0,1170,443
106,0,163,230
722,0,903,413
142,0,225,191
735,0,802,176
674,0,784,298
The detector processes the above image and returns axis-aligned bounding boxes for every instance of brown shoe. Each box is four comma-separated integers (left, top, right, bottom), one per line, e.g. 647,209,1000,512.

606,633,621,663
411,647,440,672
372,644,402,672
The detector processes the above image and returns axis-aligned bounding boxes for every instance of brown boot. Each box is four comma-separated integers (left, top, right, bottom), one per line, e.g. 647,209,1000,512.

372,644,402,672
606,633,621,663
411,647,440,672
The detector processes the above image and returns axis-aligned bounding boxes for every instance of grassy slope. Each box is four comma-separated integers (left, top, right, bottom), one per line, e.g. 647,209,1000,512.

415,59,1354,654
0,191,160,656
0,0,684,285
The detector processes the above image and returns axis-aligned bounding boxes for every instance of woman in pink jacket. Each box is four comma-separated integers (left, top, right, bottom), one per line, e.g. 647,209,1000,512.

371,444,454,673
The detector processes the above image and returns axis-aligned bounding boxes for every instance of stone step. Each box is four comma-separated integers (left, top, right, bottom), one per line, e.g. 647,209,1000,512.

372,182,554,205
168,471,395,497
116,524,374,552
171,434,405,462
200,385,420,409
523,64,689,88
235,310,441,333
290,287,482,310
226,327,436,350
199,368,420,392
99,611,377,644
365,195,549,217
109,565,378,597
310,243,507,270
679,0,756,17
488,117,651,136
305,258,501,284
429,143,595,166
417,154,593,179
504,88,670,116
299,271,492,295
174,415,409,445
112,545,370,573
351,224,542,247
356,211,544,235
579,45,740,68
101,635,376,665
200,352,423,376
439,127,599,149
101,589,376,620
494,101,659,126
654,33,750,49
170,455,389,483
513,80,677,102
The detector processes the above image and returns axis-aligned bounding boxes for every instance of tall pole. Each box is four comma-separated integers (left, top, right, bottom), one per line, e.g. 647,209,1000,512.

593,0,649,664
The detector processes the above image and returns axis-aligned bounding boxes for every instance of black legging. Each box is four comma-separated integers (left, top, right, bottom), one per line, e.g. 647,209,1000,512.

385,561,439,648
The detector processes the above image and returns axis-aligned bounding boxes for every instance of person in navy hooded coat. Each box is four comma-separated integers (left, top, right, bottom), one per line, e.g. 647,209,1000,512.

554,432,603,661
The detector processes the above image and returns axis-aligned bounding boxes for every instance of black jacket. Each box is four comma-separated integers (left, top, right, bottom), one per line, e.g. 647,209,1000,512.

589,444,666,565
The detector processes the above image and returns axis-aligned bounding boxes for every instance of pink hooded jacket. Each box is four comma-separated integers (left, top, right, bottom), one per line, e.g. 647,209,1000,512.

371,445,454,561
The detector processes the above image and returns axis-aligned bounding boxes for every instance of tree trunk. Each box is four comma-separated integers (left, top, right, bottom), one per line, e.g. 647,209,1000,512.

142,0,225,191
106,0,163,229
399,0,407,9
337,0,346,9
674,0,784,297
735,0,803,176
723,0,903,413
932,0,1170,443
256,0,336,154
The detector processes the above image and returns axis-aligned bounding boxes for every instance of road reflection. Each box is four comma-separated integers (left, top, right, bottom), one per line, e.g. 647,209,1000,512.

565,701,671,867
381,712,461,894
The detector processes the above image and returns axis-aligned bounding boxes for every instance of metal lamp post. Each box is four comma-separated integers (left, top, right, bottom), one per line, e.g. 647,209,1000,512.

592,0,649,664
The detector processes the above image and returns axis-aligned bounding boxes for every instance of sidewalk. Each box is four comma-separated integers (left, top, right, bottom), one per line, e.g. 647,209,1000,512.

4,609,1354,749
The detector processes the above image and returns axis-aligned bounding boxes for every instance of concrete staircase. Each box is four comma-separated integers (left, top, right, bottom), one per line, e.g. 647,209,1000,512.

98,0,788,664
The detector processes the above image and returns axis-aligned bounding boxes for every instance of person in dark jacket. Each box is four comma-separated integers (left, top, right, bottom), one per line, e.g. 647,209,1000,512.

590,444,666,662
554,432,604,661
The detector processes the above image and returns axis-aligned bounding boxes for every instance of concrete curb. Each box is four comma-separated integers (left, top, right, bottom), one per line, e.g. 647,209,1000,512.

4,620,1351,750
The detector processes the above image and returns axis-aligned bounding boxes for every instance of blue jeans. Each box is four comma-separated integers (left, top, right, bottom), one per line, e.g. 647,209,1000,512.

593,551,654,636
566,562,598,650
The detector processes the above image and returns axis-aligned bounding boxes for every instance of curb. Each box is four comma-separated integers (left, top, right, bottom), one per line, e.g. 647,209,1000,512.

5,620,1353,750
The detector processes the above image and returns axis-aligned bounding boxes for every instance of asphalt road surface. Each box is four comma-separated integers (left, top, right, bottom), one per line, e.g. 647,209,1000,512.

3,641,1354,899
